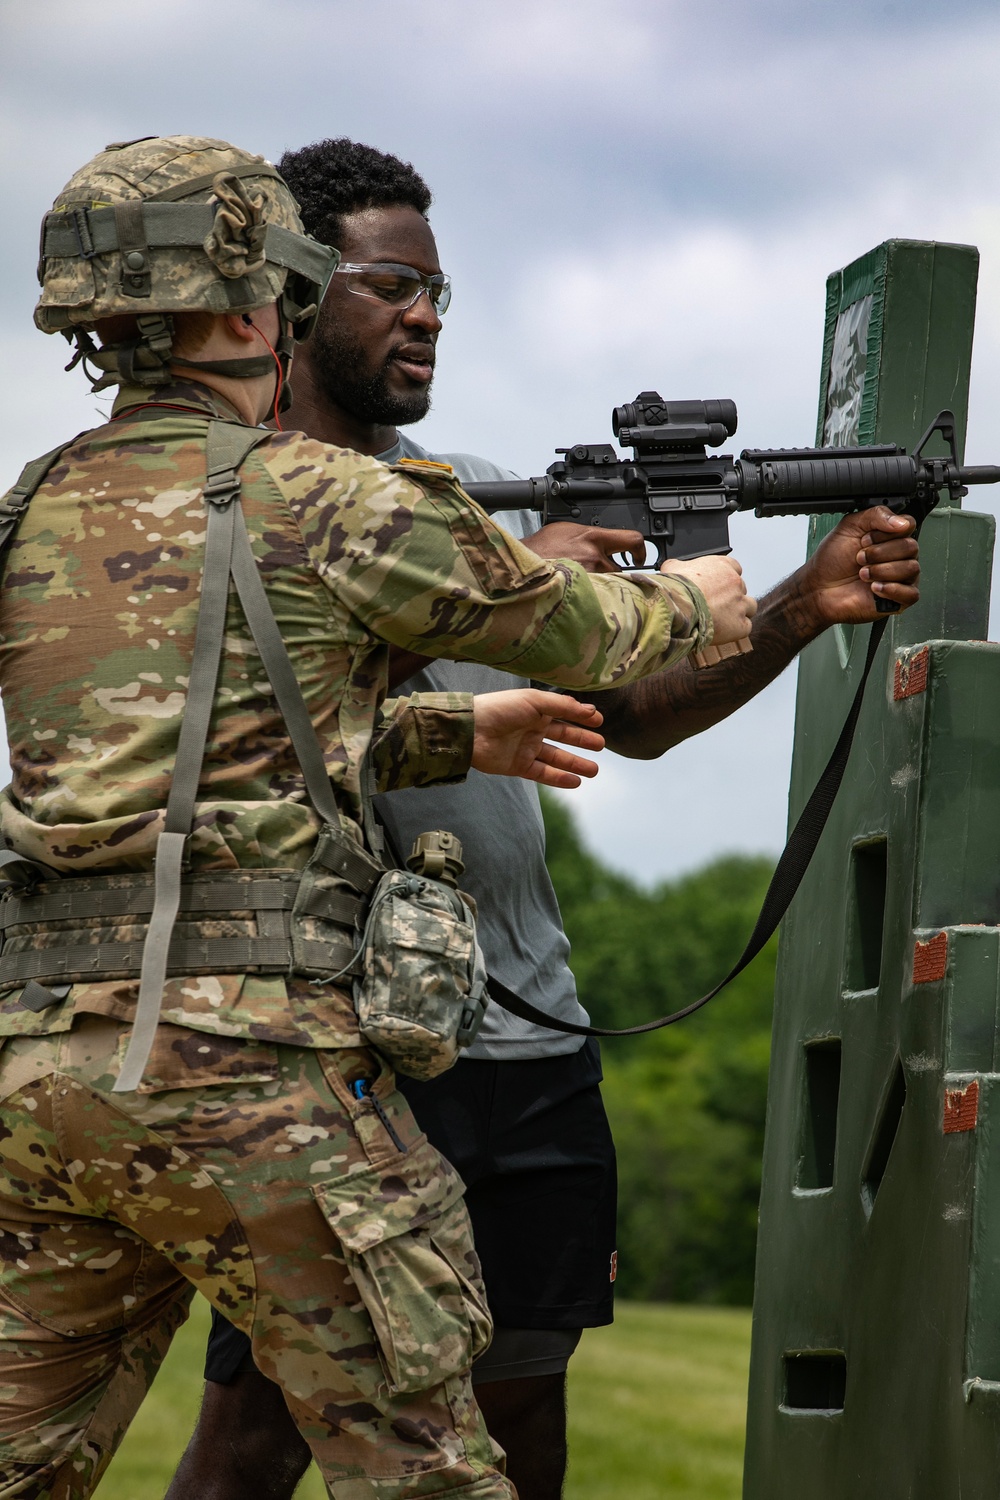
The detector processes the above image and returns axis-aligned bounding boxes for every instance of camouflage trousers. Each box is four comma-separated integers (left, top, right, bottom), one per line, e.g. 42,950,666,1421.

0,1015,511,1500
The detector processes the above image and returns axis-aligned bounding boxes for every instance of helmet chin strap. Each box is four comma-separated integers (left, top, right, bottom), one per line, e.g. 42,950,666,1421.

74,295,301,404
170,353,276,378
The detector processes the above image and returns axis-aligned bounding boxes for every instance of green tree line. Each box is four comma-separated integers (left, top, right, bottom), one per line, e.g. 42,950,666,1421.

540,792,778,1306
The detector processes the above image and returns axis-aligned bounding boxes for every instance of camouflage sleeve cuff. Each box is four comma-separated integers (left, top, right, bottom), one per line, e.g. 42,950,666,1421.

651,575,714,650
371,692,475,792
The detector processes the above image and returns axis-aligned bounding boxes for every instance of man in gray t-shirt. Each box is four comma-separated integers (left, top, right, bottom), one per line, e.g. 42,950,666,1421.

169,142,921,1500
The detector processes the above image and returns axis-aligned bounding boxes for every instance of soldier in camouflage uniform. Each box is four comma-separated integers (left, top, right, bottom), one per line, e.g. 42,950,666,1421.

0,136,756,1498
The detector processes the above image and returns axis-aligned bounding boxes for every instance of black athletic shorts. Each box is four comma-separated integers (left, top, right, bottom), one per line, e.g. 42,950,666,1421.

205,1039,616,1384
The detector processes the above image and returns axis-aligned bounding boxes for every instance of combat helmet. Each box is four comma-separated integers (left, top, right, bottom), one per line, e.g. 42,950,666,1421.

35,135,339,399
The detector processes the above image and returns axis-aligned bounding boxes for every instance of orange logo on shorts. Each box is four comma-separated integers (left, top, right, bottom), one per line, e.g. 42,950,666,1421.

609,1250,618,1283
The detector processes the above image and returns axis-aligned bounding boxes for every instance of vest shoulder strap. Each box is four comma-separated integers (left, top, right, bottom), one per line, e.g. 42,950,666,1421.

203,418,274,496
201,421,378,842
116,417,344,1092
0,431,97,885
0,431,93,558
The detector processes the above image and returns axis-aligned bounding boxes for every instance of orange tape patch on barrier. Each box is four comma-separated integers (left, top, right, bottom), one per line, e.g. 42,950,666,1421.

944,1079,979,1134
913,932,948,984
894,647,930,701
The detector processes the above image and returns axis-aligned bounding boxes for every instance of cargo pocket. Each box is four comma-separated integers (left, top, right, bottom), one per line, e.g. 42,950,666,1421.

313,1140,492,1394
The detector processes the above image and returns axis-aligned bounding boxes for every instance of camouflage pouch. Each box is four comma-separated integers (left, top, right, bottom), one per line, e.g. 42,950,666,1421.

289,820,383,978
353,832,488,1081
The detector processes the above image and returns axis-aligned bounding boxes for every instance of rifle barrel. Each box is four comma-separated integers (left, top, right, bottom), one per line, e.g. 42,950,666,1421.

959,465,1000,486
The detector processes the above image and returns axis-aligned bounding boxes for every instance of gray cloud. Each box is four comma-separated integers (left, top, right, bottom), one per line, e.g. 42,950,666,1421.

2,0,999,879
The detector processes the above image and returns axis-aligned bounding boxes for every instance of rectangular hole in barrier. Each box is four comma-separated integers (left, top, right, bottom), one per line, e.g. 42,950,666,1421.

862,1057,906,1214
798,1040,842,1191
782,1352,847,1412
846,837,888,991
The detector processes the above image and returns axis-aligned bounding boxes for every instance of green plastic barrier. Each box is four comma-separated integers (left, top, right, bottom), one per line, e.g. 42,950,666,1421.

743,240,1000,1496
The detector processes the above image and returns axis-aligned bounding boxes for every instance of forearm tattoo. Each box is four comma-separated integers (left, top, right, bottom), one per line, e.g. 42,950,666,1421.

591,575,823,757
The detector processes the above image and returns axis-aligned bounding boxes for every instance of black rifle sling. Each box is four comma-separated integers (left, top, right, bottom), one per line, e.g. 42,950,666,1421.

486,617,890,1037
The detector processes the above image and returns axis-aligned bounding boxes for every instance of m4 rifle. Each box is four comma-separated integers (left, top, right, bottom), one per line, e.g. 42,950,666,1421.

464,394,1000,612
460,396,1000,1036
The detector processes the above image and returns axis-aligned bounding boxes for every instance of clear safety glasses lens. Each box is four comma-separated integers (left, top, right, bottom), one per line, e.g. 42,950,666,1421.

338,263,452,315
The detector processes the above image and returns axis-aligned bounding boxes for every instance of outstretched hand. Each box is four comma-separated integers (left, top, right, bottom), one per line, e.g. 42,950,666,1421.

471,689,605,788
802,506,920,625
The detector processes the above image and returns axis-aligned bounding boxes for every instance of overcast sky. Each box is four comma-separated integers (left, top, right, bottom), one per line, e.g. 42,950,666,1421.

2,0,1000,883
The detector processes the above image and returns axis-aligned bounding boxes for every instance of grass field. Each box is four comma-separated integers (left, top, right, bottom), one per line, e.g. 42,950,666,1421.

93,1298,752,1500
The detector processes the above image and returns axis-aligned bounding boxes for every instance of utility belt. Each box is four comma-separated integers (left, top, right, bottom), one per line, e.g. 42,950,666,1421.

0,818,486,1080
0,822,379,991
0,418,487,1089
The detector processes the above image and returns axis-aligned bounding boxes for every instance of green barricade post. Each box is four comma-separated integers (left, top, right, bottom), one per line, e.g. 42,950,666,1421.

743,239,1000,1496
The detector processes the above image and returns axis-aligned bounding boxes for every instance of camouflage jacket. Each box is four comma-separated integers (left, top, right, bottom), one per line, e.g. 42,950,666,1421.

0,383,711,1044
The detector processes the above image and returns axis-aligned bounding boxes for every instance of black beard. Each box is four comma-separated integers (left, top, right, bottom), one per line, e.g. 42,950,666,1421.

309,320,432,427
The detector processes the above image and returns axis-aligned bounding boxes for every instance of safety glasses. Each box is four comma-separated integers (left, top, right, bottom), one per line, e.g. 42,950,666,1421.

333,262,452,315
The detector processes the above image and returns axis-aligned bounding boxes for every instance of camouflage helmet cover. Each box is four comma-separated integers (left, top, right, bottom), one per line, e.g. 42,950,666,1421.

35,135,337,335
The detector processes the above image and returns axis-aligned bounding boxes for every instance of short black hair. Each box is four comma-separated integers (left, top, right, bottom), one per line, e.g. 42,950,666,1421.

278,138,433,248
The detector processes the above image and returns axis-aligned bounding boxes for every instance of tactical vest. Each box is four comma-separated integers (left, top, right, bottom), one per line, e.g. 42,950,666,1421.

0,419,456,1090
